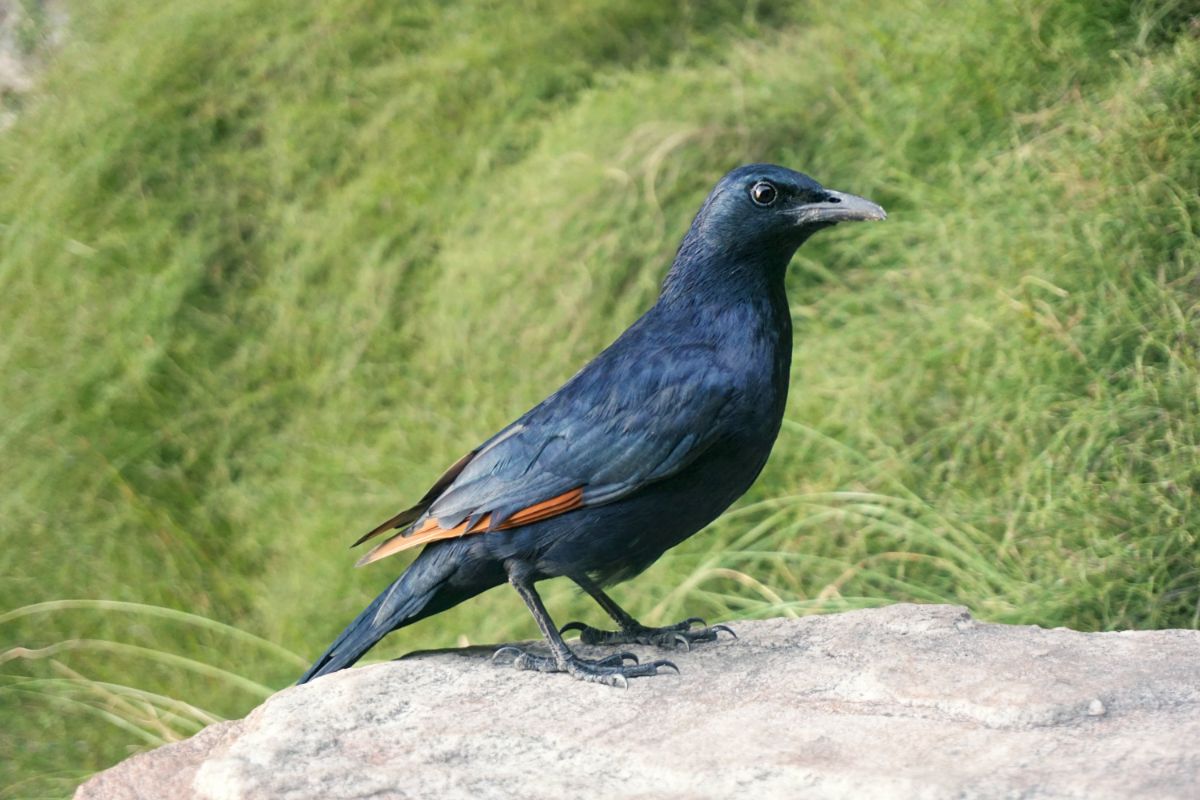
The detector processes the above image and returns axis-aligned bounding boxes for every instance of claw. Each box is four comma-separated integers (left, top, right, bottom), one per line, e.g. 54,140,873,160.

712,624,737,639
558,621,588,636
668,632,691,652
491,645,524,664
655,659,680,675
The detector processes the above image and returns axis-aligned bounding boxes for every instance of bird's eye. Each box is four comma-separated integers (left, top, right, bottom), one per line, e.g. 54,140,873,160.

750,181,778,207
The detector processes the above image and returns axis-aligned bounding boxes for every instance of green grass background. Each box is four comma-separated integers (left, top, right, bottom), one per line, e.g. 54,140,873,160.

2,0,1198,795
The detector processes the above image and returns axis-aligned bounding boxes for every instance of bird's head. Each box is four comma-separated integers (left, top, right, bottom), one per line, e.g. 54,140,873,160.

697,163,885,251
666,164,885,296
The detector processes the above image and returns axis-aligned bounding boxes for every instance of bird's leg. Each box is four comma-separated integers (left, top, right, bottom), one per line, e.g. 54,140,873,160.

492,561,678,687
560,575,736,651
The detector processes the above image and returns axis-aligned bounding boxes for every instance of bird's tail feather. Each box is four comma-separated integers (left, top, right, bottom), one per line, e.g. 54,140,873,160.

297,542,482,684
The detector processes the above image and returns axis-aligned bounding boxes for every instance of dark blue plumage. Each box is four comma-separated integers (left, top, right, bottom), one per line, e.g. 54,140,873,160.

299,164,885,686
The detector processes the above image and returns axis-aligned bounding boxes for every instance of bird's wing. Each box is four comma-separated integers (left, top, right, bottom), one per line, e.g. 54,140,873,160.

356,344,736,565
350,450,478,548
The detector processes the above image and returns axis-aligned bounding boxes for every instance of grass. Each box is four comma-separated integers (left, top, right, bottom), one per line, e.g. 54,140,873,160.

1,0,1198,795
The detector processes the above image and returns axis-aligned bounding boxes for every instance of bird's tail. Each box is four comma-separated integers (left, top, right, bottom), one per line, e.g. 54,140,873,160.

297,540,493,684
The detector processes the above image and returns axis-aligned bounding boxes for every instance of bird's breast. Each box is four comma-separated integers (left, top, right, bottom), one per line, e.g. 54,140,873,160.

717,298,793,420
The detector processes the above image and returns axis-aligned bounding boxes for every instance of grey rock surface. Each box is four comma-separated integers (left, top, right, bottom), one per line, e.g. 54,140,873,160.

75,604,1200,800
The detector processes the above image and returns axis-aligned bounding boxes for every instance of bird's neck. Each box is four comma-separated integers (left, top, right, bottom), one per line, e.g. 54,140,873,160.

658,229,798,324
652,253,794,377
650,240,795,432
659,216,808,303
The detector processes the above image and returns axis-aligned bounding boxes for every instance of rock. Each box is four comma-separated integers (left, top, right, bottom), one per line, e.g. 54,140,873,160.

74,604,1200,800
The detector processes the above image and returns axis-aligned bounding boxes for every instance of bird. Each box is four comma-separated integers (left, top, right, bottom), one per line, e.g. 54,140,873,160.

298,163,885,687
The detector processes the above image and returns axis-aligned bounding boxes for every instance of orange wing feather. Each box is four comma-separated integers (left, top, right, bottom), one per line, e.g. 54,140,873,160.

356,486,584,566
351,450,479,548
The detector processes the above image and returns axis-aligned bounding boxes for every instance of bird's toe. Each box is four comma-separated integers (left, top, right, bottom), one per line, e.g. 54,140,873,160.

667,616,707,632
564,655,678,687
559,620,623,646
491,646,558,673
591,650,640,667
648,630,692,651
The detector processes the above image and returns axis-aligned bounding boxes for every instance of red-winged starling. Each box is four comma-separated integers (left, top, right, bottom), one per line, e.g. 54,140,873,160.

298,164,886,687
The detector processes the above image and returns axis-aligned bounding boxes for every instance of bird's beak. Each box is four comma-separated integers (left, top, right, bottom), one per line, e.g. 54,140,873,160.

792,189,887,225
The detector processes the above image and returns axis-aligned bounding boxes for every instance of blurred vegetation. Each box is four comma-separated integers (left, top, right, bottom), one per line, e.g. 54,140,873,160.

1,0,1198,795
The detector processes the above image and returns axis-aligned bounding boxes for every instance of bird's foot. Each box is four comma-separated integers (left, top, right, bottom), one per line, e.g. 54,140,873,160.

491,646,678,688
559,616,736,651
